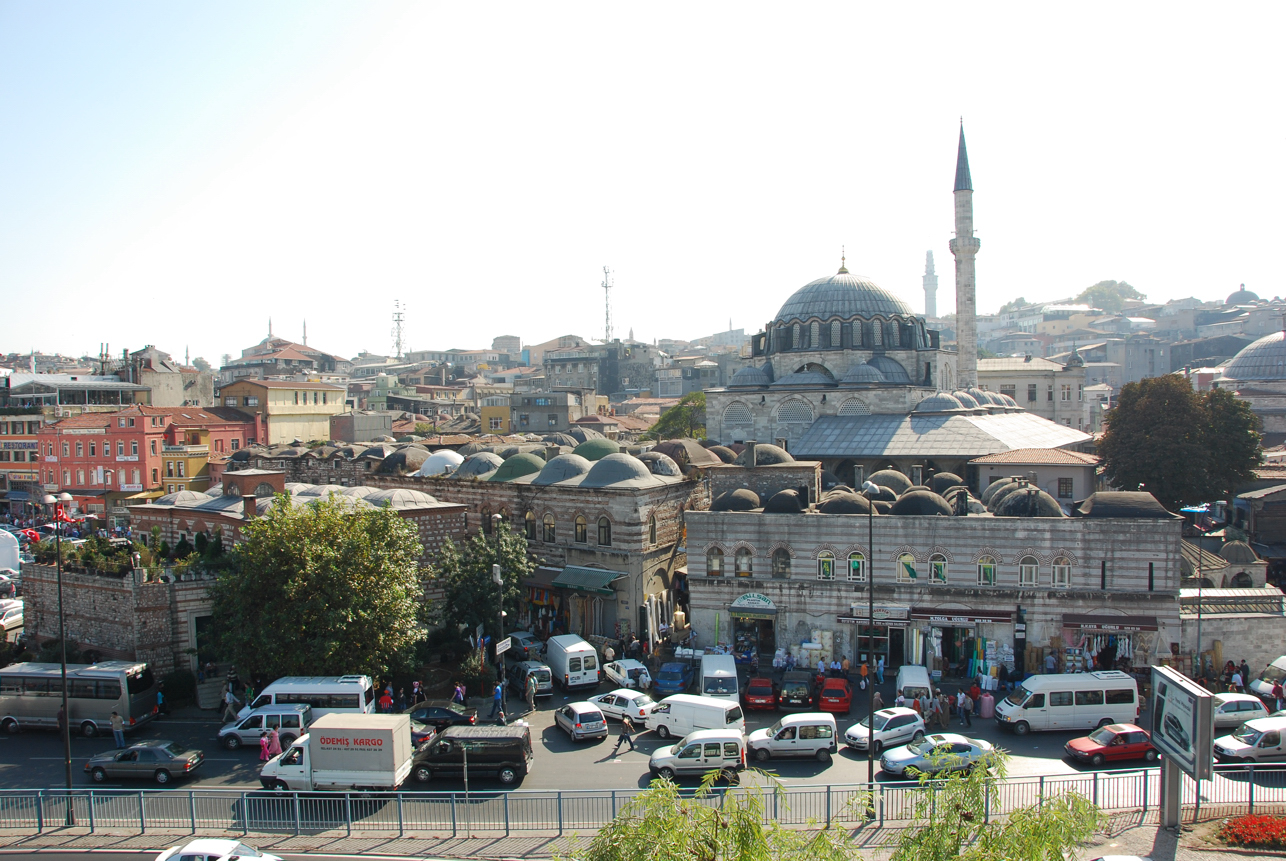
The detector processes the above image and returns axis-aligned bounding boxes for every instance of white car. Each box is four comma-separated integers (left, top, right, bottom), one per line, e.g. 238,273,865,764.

844,706,925,755
1212,693,1270,729
1,603,22,639
603,659,652,689
589,688,657,721
156,838,282,861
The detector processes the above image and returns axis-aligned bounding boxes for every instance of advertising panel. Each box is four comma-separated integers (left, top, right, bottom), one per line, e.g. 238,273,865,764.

1151,665,1213,780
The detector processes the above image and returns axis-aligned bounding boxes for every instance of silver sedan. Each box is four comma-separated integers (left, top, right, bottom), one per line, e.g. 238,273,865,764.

880,733,996,778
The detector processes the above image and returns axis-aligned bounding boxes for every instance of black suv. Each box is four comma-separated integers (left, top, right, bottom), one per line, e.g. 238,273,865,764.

411,725,535,786
778,671,817,711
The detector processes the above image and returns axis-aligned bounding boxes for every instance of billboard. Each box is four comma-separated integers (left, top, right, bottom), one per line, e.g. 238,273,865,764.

1151,665,1213,780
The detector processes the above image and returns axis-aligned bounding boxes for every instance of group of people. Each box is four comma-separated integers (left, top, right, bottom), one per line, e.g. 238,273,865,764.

893,684,980,728
1221,659,1256,694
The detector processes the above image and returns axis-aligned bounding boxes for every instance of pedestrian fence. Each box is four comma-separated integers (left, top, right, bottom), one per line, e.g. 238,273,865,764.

2,765,1285,838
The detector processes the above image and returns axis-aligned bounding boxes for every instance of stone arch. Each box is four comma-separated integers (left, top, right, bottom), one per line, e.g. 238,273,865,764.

792,362,836,381
837,397,870,416
926,545,955,563
254,483,275,497
776,399,814,424
1050,549,1079,566
971,546,1006,564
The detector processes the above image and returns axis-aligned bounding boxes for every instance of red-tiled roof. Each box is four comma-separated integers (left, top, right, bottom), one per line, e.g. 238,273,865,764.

969,448,1100,466
222,380,344,390
168,408,256,426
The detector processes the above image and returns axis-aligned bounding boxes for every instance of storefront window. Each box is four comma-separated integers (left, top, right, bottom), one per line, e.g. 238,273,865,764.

706,548,724,576
929,554,947,584
816,551,835,581
977,556,996,585
771,549,791,579
1019,556,1038,586
897,553,917,583
543,513,556,543
847,552,866,582
1052,557,1071,588
735,548,753,577
574,515,587,543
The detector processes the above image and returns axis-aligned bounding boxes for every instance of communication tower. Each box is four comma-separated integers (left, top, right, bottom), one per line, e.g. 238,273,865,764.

392,300,406,359
602,266,613,343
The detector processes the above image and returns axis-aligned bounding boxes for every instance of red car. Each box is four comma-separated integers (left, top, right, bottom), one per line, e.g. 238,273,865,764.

1064,723,1157,768
742,677,778,711
816,678,853,715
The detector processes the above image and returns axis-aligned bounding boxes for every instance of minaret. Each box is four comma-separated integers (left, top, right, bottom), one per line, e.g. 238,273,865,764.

949,122,981,388
923,251,938,318
303,320,307,346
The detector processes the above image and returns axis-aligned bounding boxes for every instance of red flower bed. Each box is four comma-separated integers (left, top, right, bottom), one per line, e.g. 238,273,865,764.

1220,814,1286,849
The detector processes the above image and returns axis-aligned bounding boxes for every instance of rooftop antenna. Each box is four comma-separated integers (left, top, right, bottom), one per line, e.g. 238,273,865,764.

603,266,614,342
392,301,405,359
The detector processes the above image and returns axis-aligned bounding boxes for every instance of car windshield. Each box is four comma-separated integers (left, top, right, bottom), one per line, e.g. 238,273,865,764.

859,713,890,731
658,668,685,680
748,683,773,695
632,694,654,707
1003,687,1030,707
160,743,186,756
1234,726,1262,745
1260,663,1286,685
704,677,736,695
1088,727,1116,745
767,720,784,734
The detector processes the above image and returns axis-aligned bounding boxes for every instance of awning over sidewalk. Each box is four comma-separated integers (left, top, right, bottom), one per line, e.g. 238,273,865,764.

553,566,624,597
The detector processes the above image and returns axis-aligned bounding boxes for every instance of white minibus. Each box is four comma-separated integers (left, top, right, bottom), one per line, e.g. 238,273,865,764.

1250,656,1286,700
994,670,1139,735
239,675,374,720
699,654,739,702
544,635,600,691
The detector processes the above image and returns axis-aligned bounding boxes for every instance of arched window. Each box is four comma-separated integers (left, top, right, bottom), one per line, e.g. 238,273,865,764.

597,516,612,546
771,548,791,579
525,510,537,540
792,322,801,349
929,553,947,584
1019,556,1038,586
816,551,835,581
852,320,863,347
897,553,918,583
1230,571,1253,587
707,547,724,576
810,321,820,349
574,515,587,544
778,400,814,424
977,556,997,586
543,513,556,543
838,398,870,416
830,319,842,349
481,508,492,534
648,515,658,546
735,548,753,577
872,319,884,347
889,320,901,348
1051,556,1071,588
847,552,866,582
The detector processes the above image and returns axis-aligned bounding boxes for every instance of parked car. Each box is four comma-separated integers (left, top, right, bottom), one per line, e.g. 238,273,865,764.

844,707,926,755
405,701,478,731
816,678,853,715
0,602,21,640
741,677,778,711
778,671,816,711
84,740,204,785
155,839,283,861
506,631,544,661
217,704,312,750
509,661,554,699
649,729,746,782
747,713,837,762
879,733,995,778
589,688,657,721
1213,693,1271,729
1064,723,1157,767
654,662,693,695
554,702,608,742
604,659,652,690
409,719,437,746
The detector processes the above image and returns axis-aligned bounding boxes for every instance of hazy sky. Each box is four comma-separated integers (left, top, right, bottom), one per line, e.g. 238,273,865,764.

3,3,1283,364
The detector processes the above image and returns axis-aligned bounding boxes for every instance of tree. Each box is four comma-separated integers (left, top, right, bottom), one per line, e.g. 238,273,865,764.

998,297,1029,314
191,357,211,371
647,391,706,440
429,520,535,643
1098,375,1262,510
1075,280,1145,314
209,495,426,680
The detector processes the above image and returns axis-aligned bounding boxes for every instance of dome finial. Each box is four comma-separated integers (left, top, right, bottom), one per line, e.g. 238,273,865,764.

838,245,848,275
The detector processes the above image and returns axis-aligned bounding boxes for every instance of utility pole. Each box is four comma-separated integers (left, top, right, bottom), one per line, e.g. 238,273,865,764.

391,301,405,360
602,267,613,343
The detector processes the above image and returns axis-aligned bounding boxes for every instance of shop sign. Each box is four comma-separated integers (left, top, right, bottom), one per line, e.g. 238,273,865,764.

0,441,38,451
837,614,910,627
910,608,1013,625
1062,613,1157,633
119,484,143,492
115,455,139,462
730,593,776,611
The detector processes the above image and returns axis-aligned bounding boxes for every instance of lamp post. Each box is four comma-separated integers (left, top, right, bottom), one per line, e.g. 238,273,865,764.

491,515,507,719
1195,542,1205,683
42,491,74,793
860,480,880,783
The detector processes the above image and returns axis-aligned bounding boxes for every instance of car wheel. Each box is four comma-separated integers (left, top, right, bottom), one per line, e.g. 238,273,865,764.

815,749,831,763
274,780,290,792
80,721,98,739
1090,753,1106,768
154,769,172,785
1013,721,1030,736
90,767,107,783
1,719,16,735
223,735,242,750
413,764,432,783
656,725,670,740
720,767,740,786
911,730,925,742
1145,749,1158,762
498,767,518,785
872,740,884,756
754,747,771,762
1097,718,1113,728
279,734,296,747
658,766,676,780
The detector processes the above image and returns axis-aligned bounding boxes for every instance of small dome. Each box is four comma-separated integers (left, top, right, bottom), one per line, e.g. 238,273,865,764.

993,487,1065,517
965,387,992,406
637,451,683,476
488,452,546,482
820,470,843,491
774,271,913,324
841,363,887,385
1227,285,1259,305
915,393,966,413
711,489,761,511
981,390,1006,406
364,488,439,508
773,369,838,387
532,453,593,485
542,432,579,447
340,485,379,498
729,365,772,387
868,469,912,495
867,355,912,385
998,394,1020,408
931,473,965,495
572,438,621,461
455,451,505,479
706,445,737,464
581,452,656,488
763,489,806,513
654,439,722,468
817,491,873,515
457,442,490,457
296,484,347,498
566,427,605,444
1219,540,1259,564
155,490,210,507
415,450,466,477
889,489,954,516
952,391,981,409
1223,330,1286,382
872,499,894,514
732,443,794,466
980,476,1022,506
376,448,430,475
988,480,1033,511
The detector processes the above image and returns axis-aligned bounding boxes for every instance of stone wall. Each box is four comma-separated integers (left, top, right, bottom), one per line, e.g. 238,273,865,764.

707,462,821,504
1181,613,1286,680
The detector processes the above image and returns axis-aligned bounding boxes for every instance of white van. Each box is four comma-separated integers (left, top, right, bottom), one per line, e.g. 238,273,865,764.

895,665,933,701
699,654,739,702
544,634,600,691
649,729,746,781
1250,656,1286,700
747,713,838,762
238,675,374,720
1214,716,1286,763
994,671,1139,735
646,693,746,740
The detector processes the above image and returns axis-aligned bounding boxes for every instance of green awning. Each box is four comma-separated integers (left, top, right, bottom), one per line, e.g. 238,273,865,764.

553,566,625,597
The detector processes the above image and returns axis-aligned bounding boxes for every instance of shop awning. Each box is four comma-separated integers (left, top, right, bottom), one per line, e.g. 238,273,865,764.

4,492,28,501
525,566,561,605
553,565,624,597
1062,613,1158,633
911,608,1013,625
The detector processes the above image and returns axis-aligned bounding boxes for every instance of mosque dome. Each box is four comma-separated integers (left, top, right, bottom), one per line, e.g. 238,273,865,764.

732,443,794,467
931,472,965,495
711,488,761,511
1227,284,1260,305
637,451,683,476
993,487,1065,517
867,355,912,385
1223,330,1286,382
841,363,887,385
915,392,966,413
763,489,806,513
889,489,954,516
706,445,737,464
729,365,772,387
581,453,657,488
1219,540,1259,564
572,438,621,461
488,452,545,482
774,270,914,324
817,491,873,515
952,390,981,409
772,369,838,387
868,468,912,495
415,450,465,477
454,451,505,479
532,453,593,485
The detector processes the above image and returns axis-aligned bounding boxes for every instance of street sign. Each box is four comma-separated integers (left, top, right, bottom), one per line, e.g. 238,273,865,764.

495,637,511,657
1151,665,1213,780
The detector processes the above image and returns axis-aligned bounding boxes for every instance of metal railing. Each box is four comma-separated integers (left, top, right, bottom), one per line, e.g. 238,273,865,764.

3,765,1284,837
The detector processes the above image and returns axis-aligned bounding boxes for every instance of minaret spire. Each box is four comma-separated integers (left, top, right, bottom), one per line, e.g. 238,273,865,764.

949,121,981,388
923,251,938,318
838,246,848,275
303,319,307,346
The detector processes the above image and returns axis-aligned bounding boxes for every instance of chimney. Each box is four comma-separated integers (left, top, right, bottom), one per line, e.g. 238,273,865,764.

242,495,257,520
545,445,561,461
745,440,757,468
797,484,810,506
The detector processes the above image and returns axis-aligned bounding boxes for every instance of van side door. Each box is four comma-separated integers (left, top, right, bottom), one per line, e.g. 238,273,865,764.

1259,729,1283,761
1048,691,1074,729
773,725,798,756
675,742,703,774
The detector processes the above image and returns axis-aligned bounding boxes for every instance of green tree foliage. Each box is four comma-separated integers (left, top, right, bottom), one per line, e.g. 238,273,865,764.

1099,375,1262,509
1075,280,1145,314
429,520,535,642
209,495,427,680
998,297,1028,314
191,357,211,371
646,391,706,440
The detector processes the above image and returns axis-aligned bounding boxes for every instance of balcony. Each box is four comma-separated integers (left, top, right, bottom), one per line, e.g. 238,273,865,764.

162,445,210,455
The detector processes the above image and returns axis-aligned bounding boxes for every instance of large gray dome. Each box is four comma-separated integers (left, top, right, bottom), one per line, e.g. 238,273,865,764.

774,271,913,324
1223,330,1286,382
581,452,656,488
532,453,593,485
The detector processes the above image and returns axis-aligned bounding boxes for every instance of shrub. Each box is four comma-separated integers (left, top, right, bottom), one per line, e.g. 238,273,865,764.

457,648,496,696
1220,814,1286,850
161,669,198,709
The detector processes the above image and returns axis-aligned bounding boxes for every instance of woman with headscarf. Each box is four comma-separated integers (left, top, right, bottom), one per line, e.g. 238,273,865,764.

267,727,282,759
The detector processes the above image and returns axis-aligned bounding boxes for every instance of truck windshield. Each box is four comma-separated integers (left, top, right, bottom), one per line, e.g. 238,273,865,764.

1259,662,1286,686
1004,687,1031,707
704,677,736,695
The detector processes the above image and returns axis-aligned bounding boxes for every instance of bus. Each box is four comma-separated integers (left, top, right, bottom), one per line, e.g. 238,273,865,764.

238,675,375,720
0,661,158,737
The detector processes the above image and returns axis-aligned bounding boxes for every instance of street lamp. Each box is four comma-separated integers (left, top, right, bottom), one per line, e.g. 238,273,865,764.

860,480,881,784
42,491,74,793
491,516,507,720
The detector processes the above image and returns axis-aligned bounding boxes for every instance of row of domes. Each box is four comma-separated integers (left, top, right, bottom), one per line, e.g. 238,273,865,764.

915,388,1021,413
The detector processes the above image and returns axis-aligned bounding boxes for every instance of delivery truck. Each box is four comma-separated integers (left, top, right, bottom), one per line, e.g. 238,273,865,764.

259,713,414,792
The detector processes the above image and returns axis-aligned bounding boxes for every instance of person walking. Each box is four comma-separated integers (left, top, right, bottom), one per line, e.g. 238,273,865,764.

222,687,240,723
226,665,241,694
526,674,538,712
110,711,126,749
875,655,885,685
940,694,953,729
267,727,282,759
858,661,868,688
1230,669,1243,693
259,732,271,762
872,690,884,711
841,657,851,677
452,682,466,705
1241,660,1252,691
960,690,973,728
612,716,637,755
489,681,504,719
894,689,905,708
155,686,166,716
968,681,982,716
